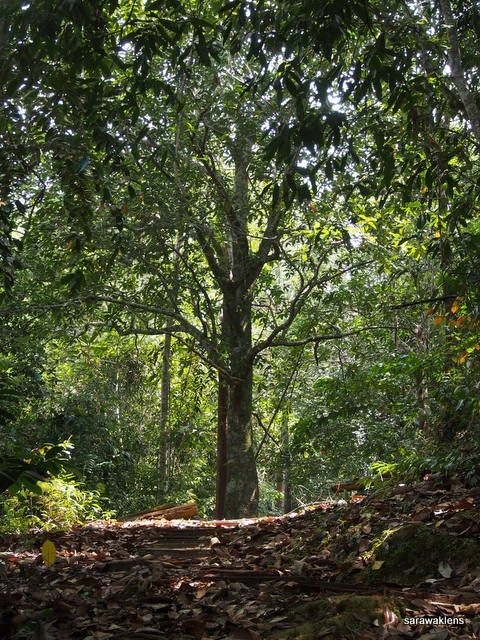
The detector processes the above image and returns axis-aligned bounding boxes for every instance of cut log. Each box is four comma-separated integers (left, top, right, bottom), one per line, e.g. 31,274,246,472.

134,502,198,521
126,502,177,520
331,480,364,493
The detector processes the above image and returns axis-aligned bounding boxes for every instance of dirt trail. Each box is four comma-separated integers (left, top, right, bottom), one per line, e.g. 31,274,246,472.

1,480,480,638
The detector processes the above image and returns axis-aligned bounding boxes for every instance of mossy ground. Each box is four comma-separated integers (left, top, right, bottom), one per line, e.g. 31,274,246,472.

270,594,403,639
366,522,480,586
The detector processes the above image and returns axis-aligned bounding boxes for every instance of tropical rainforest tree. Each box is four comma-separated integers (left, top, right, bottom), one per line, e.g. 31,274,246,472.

1,0,359,517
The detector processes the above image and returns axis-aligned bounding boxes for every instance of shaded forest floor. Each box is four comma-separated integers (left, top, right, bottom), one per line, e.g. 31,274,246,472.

1,475,480,639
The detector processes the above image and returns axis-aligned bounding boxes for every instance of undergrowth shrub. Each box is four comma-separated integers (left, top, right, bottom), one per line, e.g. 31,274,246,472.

0,473,114,533
368,440,480,488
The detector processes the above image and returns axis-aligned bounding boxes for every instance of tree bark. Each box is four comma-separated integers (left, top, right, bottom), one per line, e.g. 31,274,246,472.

211,123,260,518
279,410,293,514
225,370,259,518
156,332,172,502
435,121,457,442
216,369,228,519
222,287,259,518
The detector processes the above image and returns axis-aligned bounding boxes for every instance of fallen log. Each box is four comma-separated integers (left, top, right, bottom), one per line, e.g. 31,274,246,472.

331,480,364,493
128,503,176,518
133,502,198,521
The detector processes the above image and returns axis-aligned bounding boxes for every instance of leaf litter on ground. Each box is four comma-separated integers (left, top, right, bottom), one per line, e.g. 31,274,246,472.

1,474,480,638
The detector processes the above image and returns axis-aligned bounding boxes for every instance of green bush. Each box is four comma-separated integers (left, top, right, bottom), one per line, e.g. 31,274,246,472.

0,473,115,533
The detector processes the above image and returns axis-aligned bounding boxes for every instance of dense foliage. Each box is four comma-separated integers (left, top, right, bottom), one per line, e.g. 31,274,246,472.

1,0,480,525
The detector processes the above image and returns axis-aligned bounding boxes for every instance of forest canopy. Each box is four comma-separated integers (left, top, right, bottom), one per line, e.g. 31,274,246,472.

1,0,480,523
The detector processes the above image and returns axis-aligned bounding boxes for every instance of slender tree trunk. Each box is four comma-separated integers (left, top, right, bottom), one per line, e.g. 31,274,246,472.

438,210,458,442
435,126,457,442
156,62,190,500
216,369,228,519
279,410,293,514
411,311,429,432
156,332,172,501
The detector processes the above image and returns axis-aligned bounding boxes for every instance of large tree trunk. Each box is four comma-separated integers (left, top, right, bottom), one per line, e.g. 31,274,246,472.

222,287,259,518
224,367,258,517
218,125,259,518
224,375,259,517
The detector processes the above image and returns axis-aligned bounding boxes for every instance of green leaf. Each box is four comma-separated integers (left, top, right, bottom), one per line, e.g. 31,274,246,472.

382,146,395,186
196,30,211,66
60,270,86,295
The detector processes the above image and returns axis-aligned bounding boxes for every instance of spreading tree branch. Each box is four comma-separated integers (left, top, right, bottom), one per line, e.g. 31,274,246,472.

0,294,226,373
267,325,397,349
250,260,374,360
111,324,235,380
391,294,457,310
